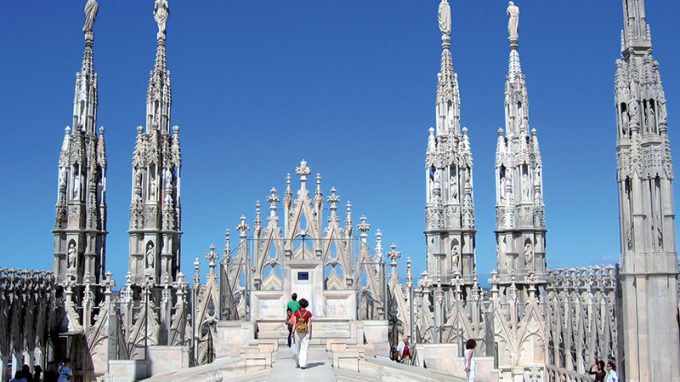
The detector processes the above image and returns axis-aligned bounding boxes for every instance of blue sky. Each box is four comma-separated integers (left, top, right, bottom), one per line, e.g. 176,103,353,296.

0,1,678,287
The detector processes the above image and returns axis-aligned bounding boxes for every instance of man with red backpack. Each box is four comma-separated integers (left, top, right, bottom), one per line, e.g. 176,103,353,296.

292,298,313,369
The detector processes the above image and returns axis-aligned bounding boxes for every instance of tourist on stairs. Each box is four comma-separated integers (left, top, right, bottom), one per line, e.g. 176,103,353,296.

397,335,412,364
292,298,313,369
464,339,477,382
287,292,300,314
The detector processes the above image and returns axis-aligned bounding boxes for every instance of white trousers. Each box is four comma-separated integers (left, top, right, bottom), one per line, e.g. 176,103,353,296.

295,331,311,367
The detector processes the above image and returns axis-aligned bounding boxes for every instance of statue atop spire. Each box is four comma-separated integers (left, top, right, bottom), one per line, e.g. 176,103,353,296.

82,0,99,33
438,0,451,35
507,1,520,46
154,0,169,38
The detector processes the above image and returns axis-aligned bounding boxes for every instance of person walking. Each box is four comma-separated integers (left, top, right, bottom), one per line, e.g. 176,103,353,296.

464,339,477,382
605,361,618,382
9,371,27,382
588,360,606,382
396,335,412,364
286,308,294,348
32,366,44,382
287,293,300,314
56,359,73,382
292,298,312,369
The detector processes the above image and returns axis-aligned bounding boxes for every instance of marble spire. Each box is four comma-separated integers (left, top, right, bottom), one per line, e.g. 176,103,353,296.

616,0,679,380
128,0,182,285
425,0,477,287
53,0,107,286
494,1,546,291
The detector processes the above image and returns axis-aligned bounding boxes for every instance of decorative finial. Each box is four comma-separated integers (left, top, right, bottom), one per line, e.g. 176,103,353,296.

387,244,401,263
327,187,340,214
83,0,99,34
154,0,170,39
206,244,218,269
296,160,311,188
224,229,231,259
438,0,451,35
357,215,371,239
236,215,249,238
507,1,520,47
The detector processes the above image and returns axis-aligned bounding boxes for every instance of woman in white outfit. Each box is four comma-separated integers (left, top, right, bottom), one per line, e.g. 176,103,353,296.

464,339,477,382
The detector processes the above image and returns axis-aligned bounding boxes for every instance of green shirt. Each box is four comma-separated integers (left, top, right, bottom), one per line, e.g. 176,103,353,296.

287,300,300,313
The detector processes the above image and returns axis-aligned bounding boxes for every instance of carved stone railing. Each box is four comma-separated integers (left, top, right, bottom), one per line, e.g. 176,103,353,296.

0,268,58,378
546,365,593,382
545,265,619,378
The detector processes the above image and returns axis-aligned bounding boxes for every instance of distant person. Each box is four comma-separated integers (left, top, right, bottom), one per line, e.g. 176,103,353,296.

288,293,300,314
287,308,297,357
396,335,412,364
10,371,27,382
292,298,312,369
57,359,73,382
21,365,33,382
464,339,477,382
588,360,606,382
33,366,44,382
605,361,618,382
286,308,294,348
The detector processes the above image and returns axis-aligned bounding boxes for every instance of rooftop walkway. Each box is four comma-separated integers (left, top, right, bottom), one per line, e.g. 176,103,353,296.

141,345,465,382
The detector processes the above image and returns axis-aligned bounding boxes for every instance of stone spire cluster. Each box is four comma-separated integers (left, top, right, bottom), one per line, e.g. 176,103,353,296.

494,1,546,290
616,0,679,380
53,0,107,286
425,0,477,288
128,0,182,285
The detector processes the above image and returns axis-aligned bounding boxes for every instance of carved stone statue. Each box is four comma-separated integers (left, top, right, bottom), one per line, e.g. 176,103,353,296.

451,244,460,272
621,104,630,136
524,242,533,267
438,0,452,35
164,167,172,189
150,177,157,200
146,243,155,269
522,173,530,199
154,0,170,36
83,0,99,33
450,174,458,201
647,103,657,133
72,173,81,200
507,1,520,41
135,168,143,189
68,242,77,270
59,167,67,187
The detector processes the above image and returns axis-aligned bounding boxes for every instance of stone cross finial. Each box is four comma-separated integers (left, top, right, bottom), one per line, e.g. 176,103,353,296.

267,188,279,218
387,243,401,264
357,215,370,239
295,159,311,188
236,215,249,238
206,244,218,269
103,271,115,297
296,159,311,177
